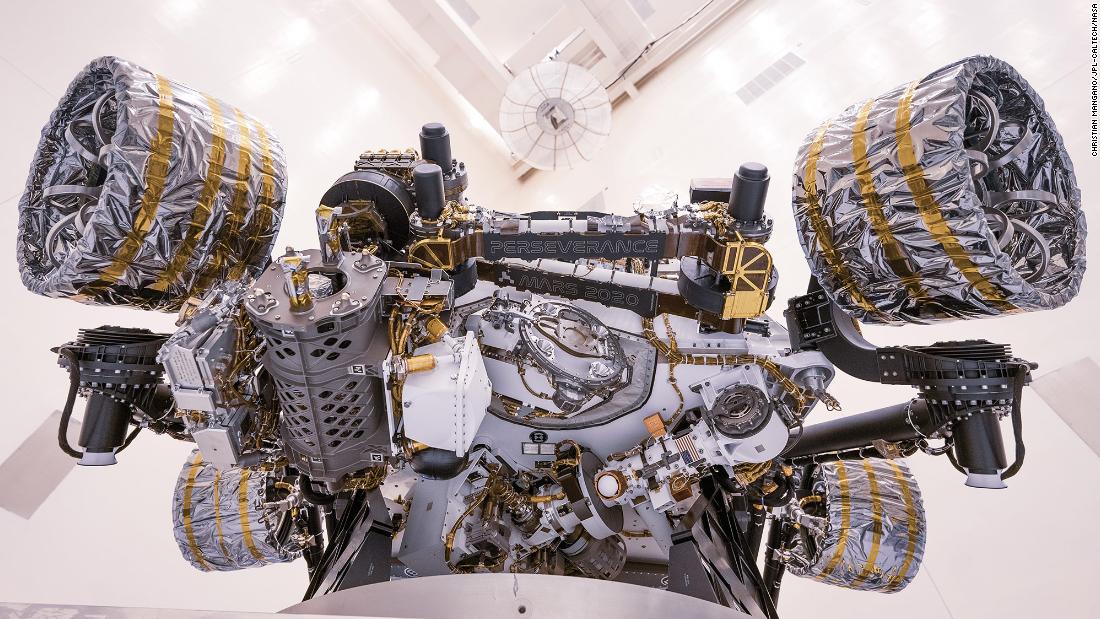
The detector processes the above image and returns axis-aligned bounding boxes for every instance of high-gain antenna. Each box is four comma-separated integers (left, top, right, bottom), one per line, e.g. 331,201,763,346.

499,61,612,171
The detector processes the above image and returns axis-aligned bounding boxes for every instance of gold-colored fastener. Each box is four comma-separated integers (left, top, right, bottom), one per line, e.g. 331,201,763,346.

405,354,437,374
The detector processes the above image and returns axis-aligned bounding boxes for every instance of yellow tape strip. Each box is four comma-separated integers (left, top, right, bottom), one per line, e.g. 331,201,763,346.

887,460,919,590
237,469,266,563
896,81,1016,312
85,74,175,293
193,107,252,295
850,460,883,587
228,118,276,281
182,452,210,571
213,469,230,562
817,461,850,580
150,93,228,293
803,124,883,317
852,99,928,303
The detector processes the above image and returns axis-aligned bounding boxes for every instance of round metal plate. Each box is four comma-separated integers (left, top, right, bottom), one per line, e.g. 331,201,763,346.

283,573,748,619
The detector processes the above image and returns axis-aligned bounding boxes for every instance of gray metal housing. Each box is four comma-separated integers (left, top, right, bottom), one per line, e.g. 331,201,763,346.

246,250,390,482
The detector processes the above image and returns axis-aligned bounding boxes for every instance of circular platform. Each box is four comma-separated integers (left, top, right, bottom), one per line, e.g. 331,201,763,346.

283,573,748,619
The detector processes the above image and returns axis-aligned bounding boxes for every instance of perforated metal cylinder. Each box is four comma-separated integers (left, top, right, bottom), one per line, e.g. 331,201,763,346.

244,249,389,482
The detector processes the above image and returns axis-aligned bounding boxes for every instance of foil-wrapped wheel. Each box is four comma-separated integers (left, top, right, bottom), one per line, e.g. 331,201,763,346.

792,55,1085,324
172,451,304,571
16,56,287,311
787,458,926,592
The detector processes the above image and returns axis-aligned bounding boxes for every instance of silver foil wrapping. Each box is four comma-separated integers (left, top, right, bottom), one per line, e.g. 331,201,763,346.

792,55,1085,324
172,450,300,571
17,56,287,312
789,459,926,592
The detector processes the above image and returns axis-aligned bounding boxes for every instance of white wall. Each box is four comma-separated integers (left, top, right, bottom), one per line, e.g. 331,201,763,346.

0,0,520,612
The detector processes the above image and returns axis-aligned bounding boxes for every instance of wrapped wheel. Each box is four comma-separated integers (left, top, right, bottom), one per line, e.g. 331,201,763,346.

792,55,1085,324
16,56,287,311
787,458,926,592
172,451,303,571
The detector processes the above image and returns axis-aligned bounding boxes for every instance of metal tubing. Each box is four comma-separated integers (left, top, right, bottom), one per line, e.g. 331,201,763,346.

784,400,935,459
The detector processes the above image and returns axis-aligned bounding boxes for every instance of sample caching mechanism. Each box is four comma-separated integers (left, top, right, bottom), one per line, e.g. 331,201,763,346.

15,55,1085,617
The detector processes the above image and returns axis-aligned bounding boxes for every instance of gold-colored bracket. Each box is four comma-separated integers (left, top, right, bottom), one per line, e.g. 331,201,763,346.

404,222,772,321
407,236,462,270
713,238,772,320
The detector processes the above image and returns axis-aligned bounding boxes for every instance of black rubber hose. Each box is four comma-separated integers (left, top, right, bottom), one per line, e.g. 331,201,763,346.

722,491,780,619
762,518,795,608
945,449,966,474
299,475,337,506
323,506,338,542
57,348,83,459
1001,364,1028,479
303,506,324,575
783,400,934,458
58,347,147,459
116,426,142,454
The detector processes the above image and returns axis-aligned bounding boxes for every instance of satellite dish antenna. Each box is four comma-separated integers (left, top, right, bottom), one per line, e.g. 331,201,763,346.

499,61,612,170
